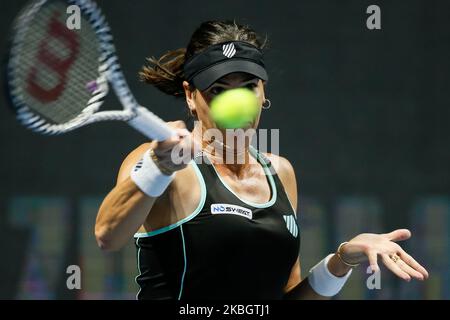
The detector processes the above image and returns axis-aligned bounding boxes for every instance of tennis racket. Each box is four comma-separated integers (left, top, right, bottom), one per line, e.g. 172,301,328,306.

5,0,176,141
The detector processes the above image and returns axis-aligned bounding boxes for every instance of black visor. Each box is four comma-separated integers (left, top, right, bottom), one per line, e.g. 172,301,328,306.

183,41,268,91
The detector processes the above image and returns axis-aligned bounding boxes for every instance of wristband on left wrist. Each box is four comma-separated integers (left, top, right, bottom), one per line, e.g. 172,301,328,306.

308,254,353,297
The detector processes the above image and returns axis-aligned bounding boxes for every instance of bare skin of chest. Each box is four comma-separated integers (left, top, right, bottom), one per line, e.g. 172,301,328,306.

214,163,271,204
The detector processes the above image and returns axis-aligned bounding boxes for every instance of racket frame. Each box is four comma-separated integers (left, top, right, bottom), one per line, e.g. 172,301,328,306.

6,0,175,141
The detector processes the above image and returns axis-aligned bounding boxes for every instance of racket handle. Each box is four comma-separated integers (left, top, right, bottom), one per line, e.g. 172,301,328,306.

128,106,177,141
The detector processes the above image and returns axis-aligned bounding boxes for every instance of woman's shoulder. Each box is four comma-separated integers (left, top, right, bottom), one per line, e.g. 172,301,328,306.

262,153,298,210
261,153,296,179
128,144,202,232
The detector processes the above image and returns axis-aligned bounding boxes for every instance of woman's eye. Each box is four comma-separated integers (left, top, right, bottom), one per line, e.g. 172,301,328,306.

210,87,225,95
245,83,258,90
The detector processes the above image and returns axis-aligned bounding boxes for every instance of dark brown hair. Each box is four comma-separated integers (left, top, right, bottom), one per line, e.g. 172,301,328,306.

139,20,267,98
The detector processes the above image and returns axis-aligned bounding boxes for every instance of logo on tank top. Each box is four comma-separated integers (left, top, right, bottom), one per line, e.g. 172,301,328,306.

211,204,253,219
283,214,299,238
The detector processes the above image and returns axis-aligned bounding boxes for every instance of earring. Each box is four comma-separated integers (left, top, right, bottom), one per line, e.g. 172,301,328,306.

262,99,271,109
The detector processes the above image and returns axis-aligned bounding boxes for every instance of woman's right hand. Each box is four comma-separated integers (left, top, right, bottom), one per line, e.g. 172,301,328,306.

152,121,196,174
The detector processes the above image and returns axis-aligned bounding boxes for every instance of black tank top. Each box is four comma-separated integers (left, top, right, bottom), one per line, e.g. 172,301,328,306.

134,147,300,300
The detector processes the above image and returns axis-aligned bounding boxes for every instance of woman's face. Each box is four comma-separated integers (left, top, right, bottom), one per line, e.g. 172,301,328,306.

183,72,266,131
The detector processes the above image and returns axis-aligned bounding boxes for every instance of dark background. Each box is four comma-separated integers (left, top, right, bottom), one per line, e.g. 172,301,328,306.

0,0,448,299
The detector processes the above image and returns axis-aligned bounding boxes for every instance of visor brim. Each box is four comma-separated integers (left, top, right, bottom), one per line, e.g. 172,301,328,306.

191,60,268,91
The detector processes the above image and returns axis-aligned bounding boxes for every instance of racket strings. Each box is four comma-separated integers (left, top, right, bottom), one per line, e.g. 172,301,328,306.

12,1,100,125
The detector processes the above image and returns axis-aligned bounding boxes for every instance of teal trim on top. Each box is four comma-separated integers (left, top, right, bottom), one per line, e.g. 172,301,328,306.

178,224,187,300
134,238,142,300
134,160,207,238
209,146,277,209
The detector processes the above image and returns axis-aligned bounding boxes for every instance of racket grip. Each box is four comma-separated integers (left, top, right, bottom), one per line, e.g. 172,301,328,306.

128,106,176,141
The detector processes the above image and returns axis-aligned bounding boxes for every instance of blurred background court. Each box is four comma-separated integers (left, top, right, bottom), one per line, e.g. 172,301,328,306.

0,0,448,299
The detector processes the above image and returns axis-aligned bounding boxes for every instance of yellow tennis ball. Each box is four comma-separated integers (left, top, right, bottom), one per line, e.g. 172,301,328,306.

210,88,259,129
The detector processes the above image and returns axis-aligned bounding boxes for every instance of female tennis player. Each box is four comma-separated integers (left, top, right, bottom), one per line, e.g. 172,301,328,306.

94,20,428,299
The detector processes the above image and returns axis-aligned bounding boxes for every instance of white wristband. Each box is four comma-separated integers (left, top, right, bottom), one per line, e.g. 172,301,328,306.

130,149,175,197
308,254,353,297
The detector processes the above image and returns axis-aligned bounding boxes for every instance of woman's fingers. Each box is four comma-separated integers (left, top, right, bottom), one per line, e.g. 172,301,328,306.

395,259,425,280
157,121,190,151
153,121,197,172
345,231,429,283
398,251,429,279
383,229,411,242
381,254,411,281
366,250,379,273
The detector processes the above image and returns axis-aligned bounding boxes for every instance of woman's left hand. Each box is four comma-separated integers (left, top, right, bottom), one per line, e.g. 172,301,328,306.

337,229,429,281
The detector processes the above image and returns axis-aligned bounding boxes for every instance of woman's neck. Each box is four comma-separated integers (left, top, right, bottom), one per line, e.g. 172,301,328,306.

193,124,254,177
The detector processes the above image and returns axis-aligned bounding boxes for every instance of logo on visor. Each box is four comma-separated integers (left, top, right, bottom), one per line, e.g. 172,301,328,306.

222,43,236,58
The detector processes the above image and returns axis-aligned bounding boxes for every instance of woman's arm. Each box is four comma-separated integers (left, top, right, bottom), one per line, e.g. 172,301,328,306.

271,155,429,300
95,143,159,251
285,229,429,300
95,122,191,251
